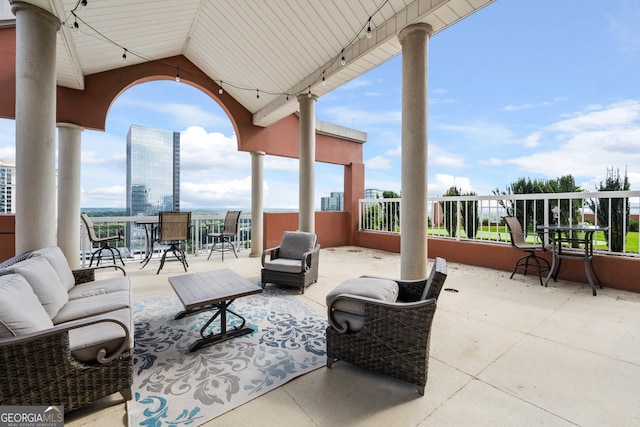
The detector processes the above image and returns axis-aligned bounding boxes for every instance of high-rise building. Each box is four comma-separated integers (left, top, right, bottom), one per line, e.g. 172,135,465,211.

126,125,181,252
321,191,344,211
126,124,180,216
364,188,384,199
0,160,16,213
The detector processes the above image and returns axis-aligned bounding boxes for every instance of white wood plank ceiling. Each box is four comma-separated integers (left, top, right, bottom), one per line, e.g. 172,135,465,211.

19,0,494,127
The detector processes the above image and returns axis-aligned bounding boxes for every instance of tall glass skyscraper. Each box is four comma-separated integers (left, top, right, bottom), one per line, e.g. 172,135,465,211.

126,124,180,216
126,125,181,252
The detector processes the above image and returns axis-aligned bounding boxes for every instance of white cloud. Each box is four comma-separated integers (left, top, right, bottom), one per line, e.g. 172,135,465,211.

478,157,503,167
428,174,474,196
502,100,640,189
179,126,248,176
502,97,567,112
549,100,640,132
81,185,126,208
366,155,392,170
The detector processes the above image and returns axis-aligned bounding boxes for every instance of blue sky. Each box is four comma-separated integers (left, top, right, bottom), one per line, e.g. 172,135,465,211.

1,0,640,209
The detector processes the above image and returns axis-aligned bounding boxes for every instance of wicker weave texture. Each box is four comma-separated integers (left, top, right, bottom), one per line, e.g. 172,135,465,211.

261,245,320,294
326,257,447,393
0,332,132,411
326,299,436,388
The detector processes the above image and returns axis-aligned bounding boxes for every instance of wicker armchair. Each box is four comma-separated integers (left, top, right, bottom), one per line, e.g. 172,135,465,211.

326,257,447,395
261,231,320,294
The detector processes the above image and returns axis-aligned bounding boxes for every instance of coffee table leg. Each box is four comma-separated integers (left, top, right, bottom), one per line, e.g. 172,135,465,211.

189,300,254,352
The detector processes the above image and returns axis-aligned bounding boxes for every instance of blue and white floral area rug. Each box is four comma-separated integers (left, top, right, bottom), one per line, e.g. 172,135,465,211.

127,287,327,426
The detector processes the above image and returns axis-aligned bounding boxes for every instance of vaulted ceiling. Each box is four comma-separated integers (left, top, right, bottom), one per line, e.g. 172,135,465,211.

12,0,493,127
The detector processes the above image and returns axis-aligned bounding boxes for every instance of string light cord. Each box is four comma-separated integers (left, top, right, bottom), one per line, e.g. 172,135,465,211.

60,0,390,100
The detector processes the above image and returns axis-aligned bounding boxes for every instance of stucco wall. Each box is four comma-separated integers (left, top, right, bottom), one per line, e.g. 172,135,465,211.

357,231,640,293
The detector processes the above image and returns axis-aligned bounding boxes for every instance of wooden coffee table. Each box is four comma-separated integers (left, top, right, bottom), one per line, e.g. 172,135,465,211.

168,268,262,351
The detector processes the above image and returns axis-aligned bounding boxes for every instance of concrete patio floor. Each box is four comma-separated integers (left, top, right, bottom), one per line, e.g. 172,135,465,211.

65,246,640,426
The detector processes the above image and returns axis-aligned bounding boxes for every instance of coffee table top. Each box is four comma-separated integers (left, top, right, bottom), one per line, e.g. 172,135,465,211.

169,268,262,310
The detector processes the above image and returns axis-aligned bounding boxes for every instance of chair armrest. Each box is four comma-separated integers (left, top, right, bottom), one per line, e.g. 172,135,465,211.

327,294,436,333
301,244,320,271
261,246,281,266
0,316,131,364
72,264,126,284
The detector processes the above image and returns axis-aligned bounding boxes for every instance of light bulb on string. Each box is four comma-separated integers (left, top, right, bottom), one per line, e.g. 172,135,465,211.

121,49,127,63
366,18,372,39
322,72,327,85
79,0,88,10
340,50,346,66
256,89,260,99
71,17,79,32
175,68,180,82
218,82,224,95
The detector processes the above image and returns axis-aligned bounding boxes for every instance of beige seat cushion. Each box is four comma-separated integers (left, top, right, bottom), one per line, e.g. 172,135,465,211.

8,256,68,319
326,277,399,332
68,276,131,300
53,290,131,324
67,308,133,362
263,258,304,273
0,274,53,338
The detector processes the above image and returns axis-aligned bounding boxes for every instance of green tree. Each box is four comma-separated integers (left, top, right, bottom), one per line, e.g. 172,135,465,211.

493,175,582,234
382,190,400,232
461,191,479,239
440,186,460,237
590,167,630,252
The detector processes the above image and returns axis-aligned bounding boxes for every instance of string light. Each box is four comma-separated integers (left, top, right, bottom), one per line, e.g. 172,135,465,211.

61,0,389,100
70,15,79,32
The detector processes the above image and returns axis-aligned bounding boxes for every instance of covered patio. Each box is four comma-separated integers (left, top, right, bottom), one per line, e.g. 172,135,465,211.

64,247,640,426
1,0,495,281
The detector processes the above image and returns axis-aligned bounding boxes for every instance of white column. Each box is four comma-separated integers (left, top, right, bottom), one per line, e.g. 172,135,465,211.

250,151,265,257
297,93,317,232
12,2,60,253
398,23,433,280
57,123,83,268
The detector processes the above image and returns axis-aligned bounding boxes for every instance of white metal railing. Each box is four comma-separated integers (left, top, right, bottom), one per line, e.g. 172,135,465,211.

79,213,252,267
359,191,640,256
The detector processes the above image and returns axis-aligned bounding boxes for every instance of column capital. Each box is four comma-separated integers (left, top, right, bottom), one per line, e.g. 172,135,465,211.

398,23,433,44
251,150,266,157
57,122,85,131
11,1,61,30
297,93,318,103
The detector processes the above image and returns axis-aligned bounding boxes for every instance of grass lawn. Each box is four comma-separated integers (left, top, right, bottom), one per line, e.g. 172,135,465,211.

426,226,639,253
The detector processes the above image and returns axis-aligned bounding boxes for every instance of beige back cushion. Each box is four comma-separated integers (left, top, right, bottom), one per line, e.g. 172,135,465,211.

0,274,54,338
9,256,69,319
278,231,316,260
32,246,75,291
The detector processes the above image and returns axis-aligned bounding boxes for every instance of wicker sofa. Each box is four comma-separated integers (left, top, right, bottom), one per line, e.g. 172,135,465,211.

0,246,133,412
326,257,447,395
